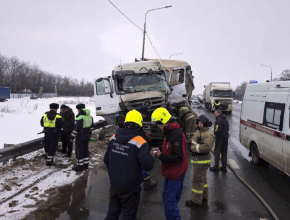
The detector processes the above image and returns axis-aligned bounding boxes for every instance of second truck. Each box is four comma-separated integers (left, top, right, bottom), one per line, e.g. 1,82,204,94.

203,82,233,113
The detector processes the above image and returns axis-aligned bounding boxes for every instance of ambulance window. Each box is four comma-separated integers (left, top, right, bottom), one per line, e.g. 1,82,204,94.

263,102,285,131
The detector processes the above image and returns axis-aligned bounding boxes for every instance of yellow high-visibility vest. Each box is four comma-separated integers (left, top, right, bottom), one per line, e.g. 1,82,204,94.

43,114,62,128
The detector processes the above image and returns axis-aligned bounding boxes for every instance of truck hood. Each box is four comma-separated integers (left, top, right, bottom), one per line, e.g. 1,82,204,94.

120,90,166,102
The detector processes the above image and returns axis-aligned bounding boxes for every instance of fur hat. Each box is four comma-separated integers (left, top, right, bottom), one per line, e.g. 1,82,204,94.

49,103,59,109
76,104,85,109
60,104,68,109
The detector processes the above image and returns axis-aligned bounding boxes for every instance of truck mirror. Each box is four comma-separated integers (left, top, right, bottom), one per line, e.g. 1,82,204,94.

182,94,187,97
112,71,115,80
233,91,235,98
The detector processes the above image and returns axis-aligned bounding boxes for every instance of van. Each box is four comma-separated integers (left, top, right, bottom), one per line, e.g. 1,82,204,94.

240,81,290,175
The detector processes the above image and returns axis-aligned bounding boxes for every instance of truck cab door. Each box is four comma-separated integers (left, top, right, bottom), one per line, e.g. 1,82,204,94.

94,77,117,122
168,67,187,104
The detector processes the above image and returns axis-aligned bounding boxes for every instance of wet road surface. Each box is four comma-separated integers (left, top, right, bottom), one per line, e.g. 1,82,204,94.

26,104,290,220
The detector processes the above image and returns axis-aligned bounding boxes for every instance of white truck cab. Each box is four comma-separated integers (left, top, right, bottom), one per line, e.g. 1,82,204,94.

240,81,290,175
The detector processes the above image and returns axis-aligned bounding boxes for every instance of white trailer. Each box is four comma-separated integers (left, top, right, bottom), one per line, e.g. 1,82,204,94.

240,81,290,176
203,82,233,113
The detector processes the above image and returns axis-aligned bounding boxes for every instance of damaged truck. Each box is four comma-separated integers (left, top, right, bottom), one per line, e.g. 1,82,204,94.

93,59,194,140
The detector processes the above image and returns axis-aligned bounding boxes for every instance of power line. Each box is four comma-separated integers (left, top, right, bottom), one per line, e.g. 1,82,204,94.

107,0,161,59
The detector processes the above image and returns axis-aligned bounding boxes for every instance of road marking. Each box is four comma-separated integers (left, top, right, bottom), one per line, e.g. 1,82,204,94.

228,159,240,169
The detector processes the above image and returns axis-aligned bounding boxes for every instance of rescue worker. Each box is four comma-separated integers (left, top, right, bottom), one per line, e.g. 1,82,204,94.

70,104,93,172
185,115,214,206
214,100,221,110
178,106,196,143
137,106,157,191
40,103,64,166
210,109,229,172
60,104,75,157
151,107,188,220
104,110,155,219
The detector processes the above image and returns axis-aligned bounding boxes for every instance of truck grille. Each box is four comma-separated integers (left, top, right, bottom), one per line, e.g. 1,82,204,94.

123,97,166,111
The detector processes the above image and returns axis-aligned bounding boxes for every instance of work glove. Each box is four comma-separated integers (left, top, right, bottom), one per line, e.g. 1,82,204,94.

191,140,200,153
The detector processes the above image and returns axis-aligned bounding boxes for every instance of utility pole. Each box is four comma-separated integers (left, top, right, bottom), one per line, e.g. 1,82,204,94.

141,5,172,61
261,64,272,81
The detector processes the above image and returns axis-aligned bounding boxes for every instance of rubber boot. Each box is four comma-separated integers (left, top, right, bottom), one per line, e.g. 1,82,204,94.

83,164,89,169
185,200,200,207
209,166,219,172
72,165,83,172
143,176,157,191
219,167,227,172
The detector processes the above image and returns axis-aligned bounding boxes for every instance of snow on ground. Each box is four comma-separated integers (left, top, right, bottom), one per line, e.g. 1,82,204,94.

0,97,103,149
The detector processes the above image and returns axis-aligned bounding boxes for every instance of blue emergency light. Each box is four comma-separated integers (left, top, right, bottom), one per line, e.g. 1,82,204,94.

252,80,258,84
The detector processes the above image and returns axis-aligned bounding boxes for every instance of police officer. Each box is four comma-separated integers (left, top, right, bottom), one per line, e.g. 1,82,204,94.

210,109,229,172
178,106,196,143
151,107,188,220
137,106,157,191
214,100,221,110
185,115,214,206
104,110,155,219
60,104,75,157
40,103,64,166
70,104,93,172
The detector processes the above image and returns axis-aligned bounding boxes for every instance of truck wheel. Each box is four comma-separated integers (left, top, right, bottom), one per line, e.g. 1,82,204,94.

250,142,260,165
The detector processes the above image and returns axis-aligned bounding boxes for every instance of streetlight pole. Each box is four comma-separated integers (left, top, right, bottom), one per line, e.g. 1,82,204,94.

261,64,272,81
169,53,183,59
141,5,172,61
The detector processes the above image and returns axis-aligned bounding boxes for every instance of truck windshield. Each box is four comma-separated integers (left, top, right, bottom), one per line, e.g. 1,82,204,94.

118,74,168,93
213,90,233,97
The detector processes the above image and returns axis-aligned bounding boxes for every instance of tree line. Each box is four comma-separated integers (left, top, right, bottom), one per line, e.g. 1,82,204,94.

0,53,94,96
234,69,290,100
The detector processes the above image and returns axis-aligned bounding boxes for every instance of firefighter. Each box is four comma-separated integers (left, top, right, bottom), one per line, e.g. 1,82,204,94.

60,104,75,157
70,104,93,172
186,115,214,206
178,106,196,143
214,100,221,110
210,109,229,172
151,107,188,220
137,106,157,191
104,110,155,219
40,103,64,166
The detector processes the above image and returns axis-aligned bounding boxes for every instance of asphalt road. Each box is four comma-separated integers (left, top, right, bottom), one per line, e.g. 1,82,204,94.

26,104,290,220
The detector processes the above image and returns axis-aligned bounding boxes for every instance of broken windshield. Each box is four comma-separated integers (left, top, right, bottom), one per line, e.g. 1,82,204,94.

213,90,233,97
118,74,168,93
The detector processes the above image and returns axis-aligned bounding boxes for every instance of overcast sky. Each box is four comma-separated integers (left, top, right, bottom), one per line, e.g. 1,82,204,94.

0,0,289,94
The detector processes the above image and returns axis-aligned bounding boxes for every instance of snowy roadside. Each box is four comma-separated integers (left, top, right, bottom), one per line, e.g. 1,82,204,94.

0,125,115,220
0,96,103,149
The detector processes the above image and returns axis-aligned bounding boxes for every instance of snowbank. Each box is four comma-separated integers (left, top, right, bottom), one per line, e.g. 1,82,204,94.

0,97,103,149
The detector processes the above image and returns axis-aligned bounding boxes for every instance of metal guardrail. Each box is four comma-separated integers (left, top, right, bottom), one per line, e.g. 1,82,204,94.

0,120,108,164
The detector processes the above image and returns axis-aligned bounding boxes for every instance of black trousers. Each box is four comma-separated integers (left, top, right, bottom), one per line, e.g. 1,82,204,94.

60,131,73,155
105,186,141,220
214,138,228,167
44,131,59,163
75,133,91,167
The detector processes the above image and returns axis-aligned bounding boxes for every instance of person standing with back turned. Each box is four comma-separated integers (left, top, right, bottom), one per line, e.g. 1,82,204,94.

210,109,229,172
104,109,155,219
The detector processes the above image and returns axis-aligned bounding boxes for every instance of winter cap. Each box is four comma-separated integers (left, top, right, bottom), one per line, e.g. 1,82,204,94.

60,104,68,109
76,103,85,109
49,103,59,109
138,106,148,115
197,115,212,127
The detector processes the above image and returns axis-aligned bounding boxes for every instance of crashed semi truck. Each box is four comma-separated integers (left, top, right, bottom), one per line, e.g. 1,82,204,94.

94,59,194,140
203,82,233,113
